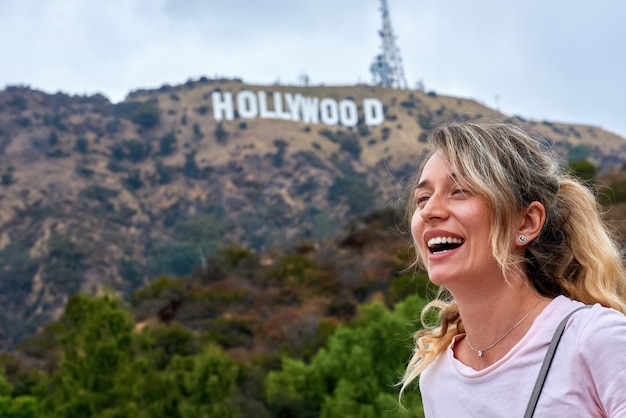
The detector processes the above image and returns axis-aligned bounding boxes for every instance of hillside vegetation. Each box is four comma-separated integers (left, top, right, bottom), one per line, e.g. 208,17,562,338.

1,78,626,348
0,205,433,416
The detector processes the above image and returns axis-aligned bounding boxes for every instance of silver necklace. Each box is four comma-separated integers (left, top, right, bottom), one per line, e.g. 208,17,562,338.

466,299,542,358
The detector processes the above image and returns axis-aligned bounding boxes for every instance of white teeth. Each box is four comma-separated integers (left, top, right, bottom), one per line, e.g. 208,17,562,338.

427,236,464,248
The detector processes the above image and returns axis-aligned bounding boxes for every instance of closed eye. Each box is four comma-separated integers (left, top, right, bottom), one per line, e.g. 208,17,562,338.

452,188,470,197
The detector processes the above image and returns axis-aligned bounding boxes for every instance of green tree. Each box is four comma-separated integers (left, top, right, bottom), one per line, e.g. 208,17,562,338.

141,323,200,370
266,295,426,417
38,294,139,417
175,346,239,418
0,395,39,418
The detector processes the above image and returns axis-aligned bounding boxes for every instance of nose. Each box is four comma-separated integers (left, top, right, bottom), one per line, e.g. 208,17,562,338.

418,193,448,222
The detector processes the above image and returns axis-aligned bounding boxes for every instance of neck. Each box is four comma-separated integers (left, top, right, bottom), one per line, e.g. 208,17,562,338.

451,275,546,362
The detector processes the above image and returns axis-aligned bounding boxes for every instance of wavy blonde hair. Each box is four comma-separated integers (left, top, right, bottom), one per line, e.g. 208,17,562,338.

399,119,626,395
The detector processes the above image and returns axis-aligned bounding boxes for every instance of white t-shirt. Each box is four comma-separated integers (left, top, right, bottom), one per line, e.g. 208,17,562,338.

420,296,626,417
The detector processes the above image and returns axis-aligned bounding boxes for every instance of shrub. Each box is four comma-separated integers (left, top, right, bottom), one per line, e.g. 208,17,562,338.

45,149,70,158
80,184,119,203
215,122,228,143
75,136,89,153
196,105,209,115
43,114,67,131
124,169,143,190
42,233,85,294
339,135,362,159
217,243,255,271
381,126,391,141
155,159,174,184
206,316,254,348
123,139,150,162
76,165,94,178
14,116,31,127
151,242,203,277
567,144,592,162
193,123,203,138
184,152,200,179
417,114,432,130
110,143,125,161
1,167,14,186
159,131,177,156
130,102,160,129
48,131,59,146
106,119,121,134
568,159,598,181
119,258,145,288
328,175,375,214
131,275,185,306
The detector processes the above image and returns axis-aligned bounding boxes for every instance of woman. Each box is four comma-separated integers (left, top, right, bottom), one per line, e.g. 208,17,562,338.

400,120,626,416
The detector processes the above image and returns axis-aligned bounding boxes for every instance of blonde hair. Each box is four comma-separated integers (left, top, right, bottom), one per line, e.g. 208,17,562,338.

399,119,626,394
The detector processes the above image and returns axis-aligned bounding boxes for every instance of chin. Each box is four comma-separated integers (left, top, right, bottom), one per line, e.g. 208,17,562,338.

425,268,456,287
425,271,443,285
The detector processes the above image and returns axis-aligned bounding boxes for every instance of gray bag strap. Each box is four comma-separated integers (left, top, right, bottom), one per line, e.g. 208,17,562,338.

523,305,592,418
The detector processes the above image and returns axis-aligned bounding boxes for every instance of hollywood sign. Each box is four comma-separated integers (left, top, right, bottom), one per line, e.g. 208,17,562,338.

211,90,385,127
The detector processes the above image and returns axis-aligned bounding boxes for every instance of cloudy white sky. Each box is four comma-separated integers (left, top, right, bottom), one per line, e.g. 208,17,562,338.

1,0,625,136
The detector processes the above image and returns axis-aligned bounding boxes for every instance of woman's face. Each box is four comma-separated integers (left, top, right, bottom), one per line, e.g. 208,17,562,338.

411,153,503,289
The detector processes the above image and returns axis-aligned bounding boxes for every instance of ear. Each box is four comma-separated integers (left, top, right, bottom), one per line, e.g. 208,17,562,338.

516,201,546,246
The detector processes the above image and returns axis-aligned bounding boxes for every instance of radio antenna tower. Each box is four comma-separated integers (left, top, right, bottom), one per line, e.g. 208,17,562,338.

370,0,408,89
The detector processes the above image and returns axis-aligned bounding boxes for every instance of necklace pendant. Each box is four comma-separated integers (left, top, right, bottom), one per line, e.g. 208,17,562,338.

477,350,483,357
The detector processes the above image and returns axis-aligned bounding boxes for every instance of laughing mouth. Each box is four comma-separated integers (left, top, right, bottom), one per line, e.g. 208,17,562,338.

427,236,464,254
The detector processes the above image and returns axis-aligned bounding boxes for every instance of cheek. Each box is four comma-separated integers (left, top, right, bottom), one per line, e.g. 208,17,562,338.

410,211,427,252
410,210,421,241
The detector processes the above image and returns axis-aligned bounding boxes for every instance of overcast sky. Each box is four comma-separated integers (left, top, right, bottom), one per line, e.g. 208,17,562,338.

1,0,625,137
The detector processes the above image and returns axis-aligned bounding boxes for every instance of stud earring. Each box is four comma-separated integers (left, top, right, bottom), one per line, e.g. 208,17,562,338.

518,235,527,243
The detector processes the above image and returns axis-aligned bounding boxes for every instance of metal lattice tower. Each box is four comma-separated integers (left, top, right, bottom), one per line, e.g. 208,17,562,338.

370,0,408,89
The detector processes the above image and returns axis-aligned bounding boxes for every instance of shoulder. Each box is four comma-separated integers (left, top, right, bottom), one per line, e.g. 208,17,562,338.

570,301,626,344
536,298,626,416
547,296,626,352
545,296,626,335
539,296,626,381
566,301,626,415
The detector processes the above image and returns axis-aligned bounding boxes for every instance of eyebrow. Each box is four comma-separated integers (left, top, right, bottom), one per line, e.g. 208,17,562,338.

415,174,459,190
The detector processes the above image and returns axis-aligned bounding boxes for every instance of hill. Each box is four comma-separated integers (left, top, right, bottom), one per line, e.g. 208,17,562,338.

1,78,626,348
